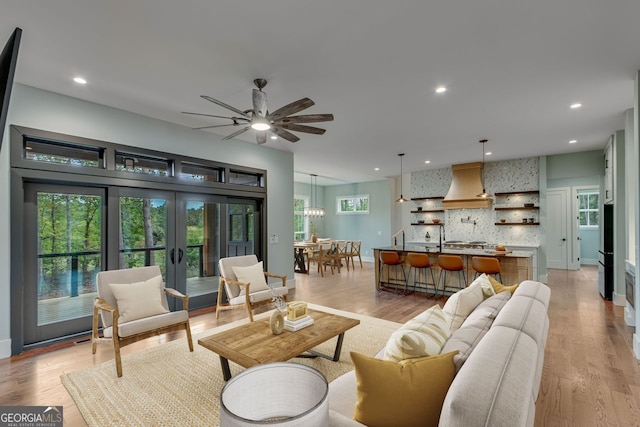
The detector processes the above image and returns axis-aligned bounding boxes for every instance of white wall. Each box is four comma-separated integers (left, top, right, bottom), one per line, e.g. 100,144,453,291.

0,84,294,357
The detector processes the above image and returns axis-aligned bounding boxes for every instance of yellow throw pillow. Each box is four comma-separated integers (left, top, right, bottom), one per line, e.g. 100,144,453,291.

488,275,519,294
352,351,458,427
383,305,451,362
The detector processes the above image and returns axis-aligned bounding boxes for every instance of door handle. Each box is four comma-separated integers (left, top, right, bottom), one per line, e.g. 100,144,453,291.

170,248,175,264
178,248,184,264
562,238,566,242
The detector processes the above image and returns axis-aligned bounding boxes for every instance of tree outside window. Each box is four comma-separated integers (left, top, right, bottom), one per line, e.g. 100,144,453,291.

294,196,308,241
337,194,369,214
578,191,599,227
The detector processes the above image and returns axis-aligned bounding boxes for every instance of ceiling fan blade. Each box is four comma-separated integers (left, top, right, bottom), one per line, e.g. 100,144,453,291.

222,126,250,140
256,131,267,145
279,123,326,135
276,113,334,124
193,123,242,130
252,89,268,118
182,111,249,121
267,98,315,121
270,126,300,143
201,95,251,118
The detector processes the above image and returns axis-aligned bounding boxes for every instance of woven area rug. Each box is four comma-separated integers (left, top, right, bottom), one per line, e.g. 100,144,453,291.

60,304,400,427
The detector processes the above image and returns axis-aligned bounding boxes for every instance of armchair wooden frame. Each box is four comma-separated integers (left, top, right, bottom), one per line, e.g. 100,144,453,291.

91,267,193,377
216,255,287,322
216,268,287,322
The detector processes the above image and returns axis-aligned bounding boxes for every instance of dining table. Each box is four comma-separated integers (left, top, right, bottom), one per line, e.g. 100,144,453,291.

293,241,317,274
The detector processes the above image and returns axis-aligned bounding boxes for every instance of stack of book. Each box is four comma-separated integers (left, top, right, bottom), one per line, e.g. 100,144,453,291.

284,315,314,332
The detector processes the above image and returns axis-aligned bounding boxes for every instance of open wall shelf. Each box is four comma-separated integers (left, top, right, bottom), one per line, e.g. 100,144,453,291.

411,196,444,201
411,209,445,213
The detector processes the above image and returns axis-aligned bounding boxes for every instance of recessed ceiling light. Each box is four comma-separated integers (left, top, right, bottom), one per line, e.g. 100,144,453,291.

73,76,87,85
374,167,380,171
435,86,447,94
570,103,582,109
569,139,577,144
485,152,492,156
424,160,431,164
270,135,277,140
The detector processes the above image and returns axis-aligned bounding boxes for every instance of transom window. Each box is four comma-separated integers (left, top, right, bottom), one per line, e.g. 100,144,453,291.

336,194,369,215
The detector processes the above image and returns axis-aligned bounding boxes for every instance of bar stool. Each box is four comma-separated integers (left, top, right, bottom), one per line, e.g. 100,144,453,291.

378,251,406,293
471,256,503,282
437,254,467,297
406,252,437,297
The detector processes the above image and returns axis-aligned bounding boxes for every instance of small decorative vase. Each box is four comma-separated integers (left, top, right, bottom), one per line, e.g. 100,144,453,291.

311,234,317,243
270,309,284,335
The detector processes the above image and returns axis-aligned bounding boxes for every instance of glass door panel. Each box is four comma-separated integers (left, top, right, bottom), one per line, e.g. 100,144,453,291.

227,203,255,256
24,184,105,344
176,195,222,309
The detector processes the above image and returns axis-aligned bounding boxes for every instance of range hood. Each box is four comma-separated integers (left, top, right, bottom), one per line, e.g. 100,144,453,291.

442,162,493,209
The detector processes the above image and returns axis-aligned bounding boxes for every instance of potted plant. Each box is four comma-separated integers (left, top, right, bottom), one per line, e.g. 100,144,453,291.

309,221,318,243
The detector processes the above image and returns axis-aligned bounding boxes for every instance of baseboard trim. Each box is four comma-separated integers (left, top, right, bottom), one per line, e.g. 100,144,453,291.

580,259,597,266
625,305,636,327
538,274,549,284
634,334,640,360
613,292,627,307
0,338,11,359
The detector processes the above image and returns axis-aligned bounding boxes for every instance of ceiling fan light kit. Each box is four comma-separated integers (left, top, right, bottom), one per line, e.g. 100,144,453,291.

183,79,334,145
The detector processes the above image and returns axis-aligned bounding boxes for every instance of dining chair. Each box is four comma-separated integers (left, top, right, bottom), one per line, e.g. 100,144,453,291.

308,241,334,277
348,240,363,269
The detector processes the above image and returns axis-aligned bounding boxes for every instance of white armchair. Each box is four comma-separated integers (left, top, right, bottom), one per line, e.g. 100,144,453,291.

217,255,288,322
91,266,193,377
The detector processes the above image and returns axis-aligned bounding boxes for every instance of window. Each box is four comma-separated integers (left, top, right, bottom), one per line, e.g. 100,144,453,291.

578,191,599,227
294,196,308,241
336,194,369,215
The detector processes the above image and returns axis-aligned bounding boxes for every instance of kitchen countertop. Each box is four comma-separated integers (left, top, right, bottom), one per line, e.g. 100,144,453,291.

406,241,540,250
374,245,536,258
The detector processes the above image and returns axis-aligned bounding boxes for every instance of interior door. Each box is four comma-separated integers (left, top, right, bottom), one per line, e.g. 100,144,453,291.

547,188,571,269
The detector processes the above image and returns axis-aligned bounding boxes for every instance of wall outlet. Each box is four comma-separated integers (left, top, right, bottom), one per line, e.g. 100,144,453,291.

269,234,279,244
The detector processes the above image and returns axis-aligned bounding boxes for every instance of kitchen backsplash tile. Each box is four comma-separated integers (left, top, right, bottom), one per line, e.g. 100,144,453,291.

410,158,540,246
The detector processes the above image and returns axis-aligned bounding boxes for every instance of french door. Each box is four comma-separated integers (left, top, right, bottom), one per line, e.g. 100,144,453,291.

22,184,261,347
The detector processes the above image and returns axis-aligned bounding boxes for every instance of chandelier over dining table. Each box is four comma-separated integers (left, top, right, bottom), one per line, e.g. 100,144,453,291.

304,174,325,217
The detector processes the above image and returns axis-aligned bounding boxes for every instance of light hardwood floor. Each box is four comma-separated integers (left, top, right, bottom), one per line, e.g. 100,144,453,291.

1,264,639,426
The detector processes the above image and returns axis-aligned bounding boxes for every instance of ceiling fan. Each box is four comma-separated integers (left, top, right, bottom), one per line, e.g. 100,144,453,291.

183,79,334,144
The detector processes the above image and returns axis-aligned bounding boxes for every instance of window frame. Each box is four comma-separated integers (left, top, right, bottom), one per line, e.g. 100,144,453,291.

294,195,309,241
578,191,599,229
336,194,370,215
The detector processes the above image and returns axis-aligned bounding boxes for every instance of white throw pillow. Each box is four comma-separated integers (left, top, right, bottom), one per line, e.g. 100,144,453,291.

442,280,485,331
473,274,496,299
232,261,270,295
383,305,451,362
109,275,169,324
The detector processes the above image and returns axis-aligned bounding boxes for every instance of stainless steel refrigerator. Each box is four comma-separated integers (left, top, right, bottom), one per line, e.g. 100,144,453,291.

598,204,613,300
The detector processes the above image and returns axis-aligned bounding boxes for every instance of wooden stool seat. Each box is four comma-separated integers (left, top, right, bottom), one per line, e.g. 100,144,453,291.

378,251,407,294
471,256,503,282
437,254,466,298
407,252,436,297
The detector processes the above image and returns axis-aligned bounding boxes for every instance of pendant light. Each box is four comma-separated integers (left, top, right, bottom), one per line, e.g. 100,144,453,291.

304,174,325,217
395,153,408,203
476,139,492,198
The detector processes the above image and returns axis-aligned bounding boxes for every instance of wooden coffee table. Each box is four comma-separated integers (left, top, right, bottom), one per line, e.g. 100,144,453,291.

198,309,360,381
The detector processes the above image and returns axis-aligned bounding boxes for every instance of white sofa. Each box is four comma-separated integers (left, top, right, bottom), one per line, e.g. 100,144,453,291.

328,280,551,427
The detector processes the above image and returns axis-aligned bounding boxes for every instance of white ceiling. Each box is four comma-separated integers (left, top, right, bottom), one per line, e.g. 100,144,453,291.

2,1,639,186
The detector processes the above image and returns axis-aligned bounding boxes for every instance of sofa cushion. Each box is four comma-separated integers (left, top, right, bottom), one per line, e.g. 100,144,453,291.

232,261,270,295
442,280,484,331
488,275,519,294
109,275,168,324
440,292,511,371
383,305,451,362
440,327,538,427
351,351,457,427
